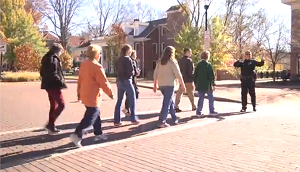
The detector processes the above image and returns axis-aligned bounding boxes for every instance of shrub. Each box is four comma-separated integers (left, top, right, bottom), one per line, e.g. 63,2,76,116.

1,72,40,82
59,52,73,70
14,44,41,71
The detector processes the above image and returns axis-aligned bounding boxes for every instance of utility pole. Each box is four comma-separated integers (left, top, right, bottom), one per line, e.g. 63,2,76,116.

203,0,210,51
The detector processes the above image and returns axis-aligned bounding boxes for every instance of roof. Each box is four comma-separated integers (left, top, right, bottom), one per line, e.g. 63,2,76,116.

77,41,91,48
133,18,167,38
166,4,181,12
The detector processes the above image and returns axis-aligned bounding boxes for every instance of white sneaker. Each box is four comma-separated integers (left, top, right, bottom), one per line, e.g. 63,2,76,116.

69,133,82,147
158,123,170,128
94,134,108,141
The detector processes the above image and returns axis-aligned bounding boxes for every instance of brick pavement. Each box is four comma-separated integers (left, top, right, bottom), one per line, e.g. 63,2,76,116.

1,104,299,172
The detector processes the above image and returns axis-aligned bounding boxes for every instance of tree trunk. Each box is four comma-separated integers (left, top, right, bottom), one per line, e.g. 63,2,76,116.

272,63,276,82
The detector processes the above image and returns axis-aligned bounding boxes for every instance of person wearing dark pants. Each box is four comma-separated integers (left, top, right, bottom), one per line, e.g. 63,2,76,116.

234,50,265,112
123,50,140,116
114,44,139,126
70,45,114,147
40,43,66,135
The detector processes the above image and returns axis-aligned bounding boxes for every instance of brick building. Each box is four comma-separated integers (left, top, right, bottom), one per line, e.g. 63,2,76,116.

282,0,300,79
75,4,188,77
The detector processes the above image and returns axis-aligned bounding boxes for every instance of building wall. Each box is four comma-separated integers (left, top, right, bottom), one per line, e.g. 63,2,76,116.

291,8,300,78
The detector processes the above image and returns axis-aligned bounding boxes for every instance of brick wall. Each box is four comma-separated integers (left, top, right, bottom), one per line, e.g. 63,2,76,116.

290,8,300,78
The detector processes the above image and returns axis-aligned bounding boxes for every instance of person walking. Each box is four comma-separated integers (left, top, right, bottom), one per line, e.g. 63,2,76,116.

114,44,139,126
175,48,197,112
69,45,114,147
153,46,186,128
122,50,140,116
194,51,218,117
233,50,265,112
40,43,66,135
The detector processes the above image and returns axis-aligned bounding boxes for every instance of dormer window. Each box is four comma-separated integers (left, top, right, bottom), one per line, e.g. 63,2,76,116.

161,27,165,36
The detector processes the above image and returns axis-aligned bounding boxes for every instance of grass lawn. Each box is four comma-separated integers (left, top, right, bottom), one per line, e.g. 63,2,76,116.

1,71,40,82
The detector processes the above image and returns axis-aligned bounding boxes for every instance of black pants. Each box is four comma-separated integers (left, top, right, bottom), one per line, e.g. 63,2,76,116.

241,78,256,109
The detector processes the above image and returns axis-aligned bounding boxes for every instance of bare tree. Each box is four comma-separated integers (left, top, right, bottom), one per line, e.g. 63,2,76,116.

24,0,49,25
263,17,289,81
87,0,128,38
37,0,86,49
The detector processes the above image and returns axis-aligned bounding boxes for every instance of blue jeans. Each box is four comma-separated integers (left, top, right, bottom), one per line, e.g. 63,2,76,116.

196,91,215,115
159,86,177,123
75,106,102,138
114,79,138,123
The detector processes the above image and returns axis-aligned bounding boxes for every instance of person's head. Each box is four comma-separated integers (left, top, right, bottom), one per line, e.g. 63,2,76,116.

86,44,101,61
244,50,252,60
183,48,192,57
161,46,176,65
49,43,64,56
200,51,210,61
130,50,137,60
120,44,132,57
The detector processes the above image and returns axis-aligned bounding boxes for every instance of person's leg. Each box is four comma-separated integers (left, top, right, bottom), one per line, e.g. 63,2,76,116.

241,81,248,111
46,89,57,131
207,91,217,114
70,106,101,147
92,108,108,141
52,89,65,126
123,92,130,115
158,86,172,127
196,91,205,116
185,82,196,110
174,86,183,112
248,80,256,111
123,80,139,123
114,81,125,125
165,87,177,123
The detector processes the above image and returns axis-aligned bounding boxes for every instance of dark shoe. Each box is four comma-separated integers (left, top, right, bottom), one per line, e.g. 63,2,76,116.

45,125,61,135
175,108,182,113
253,107,256,112
240,108,246,112
192,107,197,111
114,123,123,127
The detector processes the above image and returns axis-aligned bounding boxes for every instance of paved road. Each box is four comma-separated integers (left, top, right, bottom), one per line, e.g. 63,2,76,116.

1,82,300,171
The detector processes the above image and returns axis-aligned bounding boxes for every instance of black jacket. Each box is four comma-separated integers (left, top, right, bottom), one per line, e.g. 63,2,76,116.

234,59,264,77
116,56,134,82
40,52,67,90
178,56,194,83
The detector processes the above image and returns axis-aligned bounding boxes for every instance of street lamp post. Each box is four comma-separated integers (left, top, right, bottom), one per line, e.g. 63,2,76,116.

203,0,210,51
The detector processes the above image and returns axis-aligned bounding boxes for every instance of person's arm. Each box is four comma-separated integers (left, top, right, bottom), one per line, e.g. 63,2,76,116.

170,61,185,90
77,67,82,100
50,57,62,82
187,59,194,81
95,65,113,98
255,59,265,67
153,62,159,92
125,57,134,78
233,60,242,67
208,63,216,87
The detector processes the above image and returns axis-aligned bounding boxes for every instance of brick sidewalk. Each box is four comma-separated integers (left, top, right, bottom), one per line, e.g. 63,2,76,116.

1,105,299,172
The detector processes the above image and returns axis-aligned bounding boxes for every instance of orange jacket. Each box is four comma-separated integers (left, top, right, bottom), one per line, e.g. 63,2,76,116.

77,59,113,107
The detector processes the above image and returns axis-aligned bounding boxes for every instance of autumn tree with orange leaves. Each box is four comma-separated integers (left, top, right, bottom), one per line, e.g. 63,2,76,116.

106,23,127,73
14,44,41,71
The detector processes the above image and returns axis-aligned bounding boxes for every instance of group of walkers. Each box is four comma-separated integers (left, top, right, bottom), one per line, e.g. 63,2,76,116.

40,43,264,147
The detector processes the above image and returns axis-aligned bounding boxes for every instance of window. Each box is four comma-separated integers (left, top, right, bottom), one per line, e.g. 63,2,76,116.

161,42,165,52
135,43,140,53
152,43,157,54
161,27,165,36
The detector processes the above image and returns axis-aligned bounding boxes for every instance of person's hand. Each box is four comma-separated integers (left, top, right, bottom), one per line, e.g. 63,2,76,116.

239,59,243,62
77,94,80,101
261,57,265,61
109,95,115,99
180,84,186,93
136,70,141,76
212,86,216,91
153,85,158,93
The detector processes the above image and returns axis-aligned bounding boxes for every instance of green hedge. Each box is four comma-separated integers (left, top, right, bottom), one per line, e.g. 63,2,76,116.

1,72,40,82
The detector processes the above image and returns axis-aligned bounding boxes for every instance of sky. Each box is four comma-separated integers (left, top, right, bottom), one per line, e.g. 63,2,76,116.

45,0,292,36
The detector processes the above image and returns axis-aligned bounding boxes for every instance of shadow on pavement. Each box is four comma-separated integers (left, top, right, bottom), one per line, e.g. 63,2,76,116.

0,110,248,169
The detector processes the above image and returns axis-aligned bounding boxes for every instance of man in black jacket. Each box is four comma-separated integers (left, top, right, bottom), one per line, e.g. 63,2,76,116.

234,50,264,112
175,48,196,112
40,43,67,134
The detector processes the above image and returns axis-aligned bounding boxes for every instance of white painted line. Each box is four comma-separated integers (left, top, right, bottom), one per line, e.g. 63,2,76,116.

0,110,161,136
